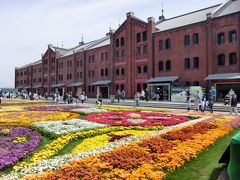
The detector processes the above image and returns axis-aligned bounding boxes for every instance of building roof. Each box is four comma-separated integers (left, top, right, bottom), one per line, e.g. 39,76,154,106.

86,36,110,50
49,45,70,56
155,5,219,32
16,59,41,70
146,76,179,83
205,73,240,80
155,0,240,32
213,0,240,17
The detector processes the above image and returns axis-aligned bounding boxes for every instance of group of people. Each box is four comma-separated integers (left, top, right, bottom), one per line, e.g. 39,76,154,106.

186,87,238,115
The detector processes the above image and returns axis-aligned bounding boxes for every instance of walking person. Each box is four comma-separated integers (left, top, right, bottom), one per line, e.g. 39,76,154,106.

80,93,85,104
134,92,140,107
121,89,125,101
208,93,215,113
117,89,121,103
186,90,191,111
144,88,149,102
210,86,216,101
230,94,238,115
140,89,145,101
194,90,201,112
0,89,3,104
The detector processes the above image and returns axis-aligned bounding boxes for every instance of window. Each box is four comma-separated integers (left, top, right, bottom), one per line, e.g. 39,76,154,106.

143,65,148,73
24,71,27,75
159,40,163,51
136,33,141,42
193,33,199,44
105,52,108,60
217,54,225,66
229,30,237,43
142,31,147,41
121,37,124,46
184,58,190,69
76,61,79,67
116,85,119,91
143,45,147,55
158,61,163,71
80,72,82,79
193,57,199,68
184,35,190,46
137,46,141,55
166,60,171,71
92,86,95,92
44,59,48,65
88,70,91,77
116,51,119,58
121,50,124,57
88,86,91,92
229,52,237,65
80,60,82,67
121,84,124,91
51,57,55,63
116,38,119,47
88,56,91,63
76,72,79,79
121,68,125,75
137,66,141,74
105,68,108,76
217,33,225,44
116,69,120,75
101,69,104,76
101,53,104,61
165,39,171,49
92,70,95,77
92,55,95,62
185,81,190,86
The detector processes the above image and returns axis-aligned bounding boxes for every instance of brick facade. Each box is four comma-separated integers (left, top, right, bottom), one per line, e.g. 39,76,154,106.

15,0,240,100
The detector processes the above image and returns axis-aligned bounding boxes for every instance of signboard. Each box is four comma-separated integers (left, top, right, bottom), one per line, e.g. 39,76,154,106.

171,86,203,102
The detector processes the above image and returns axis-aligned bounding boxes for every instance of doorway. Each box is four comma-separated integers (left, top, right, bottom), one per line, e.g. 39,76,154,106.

99,86,109,98
148,83,170,101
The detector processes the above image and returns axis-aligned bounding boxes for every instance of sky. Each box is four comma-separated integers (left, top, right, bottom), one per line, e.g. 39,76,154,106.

0,0,224,88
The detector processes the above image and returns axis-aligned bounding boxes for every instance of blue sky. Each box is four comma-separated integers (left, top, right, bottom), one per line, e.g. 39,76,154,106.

0,0,224,87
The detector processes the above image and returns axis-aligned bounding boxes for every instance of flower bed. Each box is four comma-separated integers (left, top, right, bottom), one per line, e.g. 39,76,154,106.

25,105,89,112
0,111,79,126
98,105,169,112
0,126,42,171
71,107,108,114
24,122,232,180
85,111,189,126
31,119,108,136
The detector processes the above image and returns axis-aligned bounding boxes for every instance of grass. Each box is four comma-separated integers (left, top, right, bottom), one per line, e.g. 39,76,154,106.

0,136,53,176
165,128,240,180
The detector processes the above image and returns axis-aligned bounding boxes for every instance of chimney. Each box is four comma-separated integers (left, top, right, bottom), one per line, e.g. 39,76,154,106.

148,16,155,22
126,12,134,17
206,13,212,20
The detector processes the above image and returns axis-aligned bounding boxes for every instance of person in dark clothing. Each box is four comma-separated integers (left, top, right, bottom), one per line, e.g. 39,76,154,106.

208,93,215,113
0,89,3,104
144,88,149,102
230,94,238,115
186,90,191,111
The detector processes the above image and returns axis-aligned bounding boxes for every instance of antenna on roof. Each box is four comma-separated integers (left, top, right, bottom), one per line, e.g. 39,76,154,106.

81,33,84,42
161,3,164,16
109,22,112,31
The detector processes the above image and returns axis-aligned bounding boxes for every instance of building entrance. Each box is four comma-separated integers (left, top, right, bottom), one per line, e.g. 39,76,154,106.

98,86,109,98
148,83,170,101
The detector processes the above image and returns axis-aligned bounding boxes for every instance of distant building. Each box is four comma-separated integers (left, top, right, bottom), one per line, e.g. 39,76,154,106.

15,0,240,101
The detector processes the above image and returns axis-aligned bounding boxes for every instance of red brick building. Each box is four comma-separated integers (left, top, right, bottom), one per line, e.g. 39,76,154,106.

15,0,240,101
